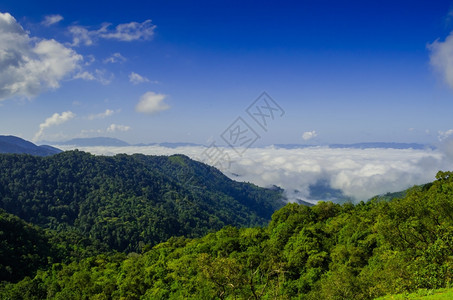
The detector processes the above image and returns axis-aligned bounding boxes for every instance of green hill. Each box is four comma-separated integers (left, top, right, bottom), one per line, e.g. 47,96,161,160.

0,209,107,283
1,171,452,299
0,151,284,253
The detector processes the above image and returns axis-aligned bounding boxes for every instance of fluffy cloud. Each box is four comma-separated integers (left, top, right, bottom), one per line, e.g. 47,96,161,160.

53,145,448,203
42,14,63,26
69,20,156,46
69,26,93,46
438,129,453,141
437,129,453,162
129,72,150,84
302,130,317,141
107,124,131,132
103,52,126,64
34,111,75,141
88,109,116,120
0,12,82,101
429,32,453,89
135,91,170,114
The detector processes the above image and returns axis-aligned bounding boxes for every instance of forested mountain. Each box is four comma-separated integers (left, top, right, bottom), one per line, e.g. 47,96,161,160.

0,135,61,156
1,171,452,299
0,209,108,283
0,151,284,252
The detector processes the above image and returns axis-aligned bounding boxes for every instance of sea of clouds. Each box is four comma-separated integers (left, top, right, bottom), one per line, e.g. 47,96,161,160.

55,144,452,204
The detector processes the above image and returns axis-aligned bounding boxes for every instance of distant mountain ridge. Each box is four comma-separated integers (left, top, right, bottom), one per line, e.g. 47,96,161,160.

52,137,204,148
328,142,434,150
52,137,130,147
48,137,433,150
274,142,434,150
0,135,61,156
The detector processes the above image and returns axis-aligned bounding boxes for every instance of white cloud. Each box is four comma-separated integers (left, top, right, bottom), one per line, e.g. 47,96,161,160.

88,109,116,120
52,145,448,203
429,32,453,89
84,54,95,66
129,72,149,84
69,20,156,46
34,111,75,141
69,26,93,46
135,91,170,114
107,124,131,132
42,14,63,26
438,130,453,162
81,129,103,134
0,12,82,101
103,52,126,64
74,71,95,81
438,129,453,141
74,69,113,85
302,130,317,141
99,20,155,41
79,128,104,137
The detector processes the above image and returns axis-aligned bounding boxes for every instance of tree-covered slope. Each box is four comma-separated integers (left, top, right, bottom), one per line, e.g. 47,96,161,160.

0,151,284,252
0,209,107,283
2,171,452,299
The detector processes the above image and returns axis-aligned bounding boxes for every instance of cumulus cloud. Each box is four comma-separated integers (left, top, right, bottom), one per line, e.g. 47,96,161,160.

34,111,75,141
42,14,63,26
69,20,156,46
88,109,116,120
302,130,317,141
107,124,131,132
437,129,453,161
440,138,453,161
0,12,82,101
103,52,126,64
135,91,170,114
429,32,453,89
129,72,150,84
53,145,449,203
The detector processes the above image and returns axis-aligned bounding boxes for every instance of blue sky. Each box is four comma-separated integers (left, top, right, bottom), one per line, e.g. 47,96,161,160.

1,0,453,145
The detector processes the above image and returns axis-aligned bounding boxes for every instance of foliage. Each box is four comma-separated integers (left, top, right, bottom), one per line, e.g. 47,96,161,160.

0,209,108,283
0,151,284,253
2,151,453,299
376,287,453,299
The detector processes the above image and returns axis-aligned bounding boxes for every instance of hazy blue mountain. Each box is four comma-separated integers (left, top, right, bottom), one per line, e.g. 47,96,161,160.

308,179,354,204
0,135,61,156
134,142,158,146
274,142,433,150
132,142,203,147
158,142,203,148
273,144,316,149
54,138,202,148
39,145,62,153
55,137,130,147
328,142,434,150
